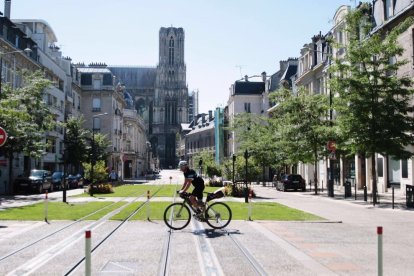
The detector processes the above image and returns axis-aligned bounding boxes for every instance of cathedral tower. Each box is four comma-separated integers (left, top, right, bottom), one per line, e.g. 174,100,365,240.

151,27,189,168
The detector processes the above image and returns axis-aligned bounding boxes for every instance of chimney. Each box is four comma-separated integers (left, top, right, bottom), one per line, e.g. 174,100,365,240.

244,75,249,82
279,60,288,73
261,71,267,82
202,114,206,124
4,0,11,18
208,110,212,121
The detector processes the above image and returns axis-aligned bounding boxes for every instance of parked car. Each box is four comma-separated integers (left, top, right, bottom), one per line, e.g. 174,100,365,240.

14,169,53,194
52,171,65,190
276,174,306,192
66,174,83,189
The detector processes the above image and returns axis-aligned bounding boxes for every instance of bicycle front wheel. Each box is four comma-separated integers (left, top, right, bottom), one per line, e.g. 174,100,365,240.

205,202,232,229
163,203,191,230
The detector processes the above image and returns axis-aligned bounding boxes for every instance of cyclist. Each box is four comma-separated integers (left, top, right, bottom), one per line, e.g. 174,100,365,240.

178,160,205,212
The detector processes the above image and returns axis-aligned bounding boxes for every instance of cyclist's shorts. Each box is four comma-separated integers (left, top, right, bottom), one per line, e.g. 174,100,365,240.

191,184,204,200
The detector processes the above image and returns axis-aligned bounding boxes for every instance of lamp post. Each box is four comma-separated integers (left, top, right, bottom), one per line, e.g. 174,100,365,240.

244,149,249,203
232,154,236,184
89,112,108,196
0,48,32,94
198,158,203,177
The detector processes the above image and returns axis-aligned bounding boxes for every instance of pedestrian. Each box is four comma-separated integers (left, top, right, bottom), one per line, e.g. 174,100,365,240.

109,169,117,184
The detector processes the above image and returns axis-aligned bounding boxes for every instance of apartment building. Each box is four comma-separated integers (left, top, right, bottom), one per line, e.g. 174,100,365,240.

0,15,40,193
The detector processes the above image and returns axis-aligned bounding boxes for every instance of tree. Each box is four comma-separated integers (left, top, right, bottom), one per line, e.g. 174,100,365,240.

65,116,89,173
329,5,414,204
232,113,280,183
192,150,221,178
269,87,333,192
0,70,55,193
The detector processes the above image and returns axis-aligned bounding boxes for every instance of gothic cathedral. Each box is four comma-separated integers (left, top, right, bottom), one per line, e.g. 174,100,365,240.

109,27,189,169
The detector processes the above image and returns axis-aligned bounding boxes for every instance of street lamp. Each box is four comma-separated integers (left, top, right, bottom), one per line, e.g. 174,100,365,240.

89,112,108,196
0,47,32,94
244,149,249,203
232,154,236,184
198,158,203,177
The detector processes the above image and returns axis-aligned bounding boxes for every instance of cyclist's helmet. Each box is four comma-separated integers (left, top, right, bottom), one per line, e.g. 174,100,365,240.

178,160,188,168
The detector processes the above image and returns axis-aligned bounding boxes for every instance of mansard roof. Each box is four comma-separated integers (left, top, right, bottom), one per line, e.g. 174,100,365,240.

234,81,265,95
108,66,156,89
77,67,112,74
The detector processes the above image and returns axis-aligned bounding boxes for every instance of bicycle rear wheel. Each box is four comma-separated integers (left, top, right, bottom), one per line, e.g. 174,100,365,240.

163,203,191,230
205,202,232,229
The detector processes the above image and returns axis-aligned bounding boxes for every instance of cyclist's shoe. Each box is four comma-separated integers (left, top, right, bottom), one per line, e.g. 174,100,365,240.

193,213,206,222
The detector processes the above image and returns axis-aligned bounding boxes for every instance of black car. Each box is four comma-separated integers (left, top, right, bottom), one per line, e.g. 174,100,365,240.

14,169,53,194
275,174,306,192
52,171,65,190
67,174,81,189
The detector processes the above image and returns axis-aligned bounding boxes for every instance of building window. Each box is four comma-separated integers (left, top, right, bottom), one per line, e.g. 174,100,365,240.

81,74,92,85
103,74,112,85
169,36,174,65
92,98,101,112
46,138,56,153
384,0,394,20
402,159,408,178
244,102,251,113
377,158,384,177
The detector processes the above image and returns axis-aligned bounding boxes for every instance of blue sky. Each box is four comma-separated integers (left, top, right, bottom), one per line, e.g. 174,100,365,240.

11,0,358,113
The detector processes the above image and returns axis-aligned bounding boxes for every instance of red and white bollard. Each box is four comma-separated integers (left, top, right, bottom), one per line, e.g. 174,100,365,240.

248,189,253,221
147,190,151,221
44,192,48,223
377,226,383,276
85,230,91,276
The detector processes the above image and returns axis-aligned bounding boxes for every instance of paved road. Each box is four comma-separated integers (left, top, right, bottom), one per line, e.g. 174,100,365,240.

0,170,413,275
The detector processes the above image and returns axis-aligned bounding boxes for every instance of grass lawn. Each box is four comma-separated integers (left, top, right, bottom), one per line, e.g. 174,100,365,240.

0,200,323,221
113,201,324,221
0,202,125,221
74,184,221,198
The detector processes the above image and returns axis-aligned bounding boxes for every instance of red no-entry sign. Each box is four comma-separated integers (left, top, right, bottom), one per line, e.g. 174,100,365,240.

0,127,7,147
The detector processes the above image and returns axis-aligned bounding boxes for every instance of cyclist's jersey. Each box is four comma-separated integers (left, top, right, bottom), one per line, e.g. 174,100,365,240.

183,169,204,188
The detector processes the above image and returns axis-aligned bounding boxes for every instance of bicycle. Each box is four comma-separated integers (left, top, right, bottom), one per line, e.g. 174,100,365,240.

163,190,232,230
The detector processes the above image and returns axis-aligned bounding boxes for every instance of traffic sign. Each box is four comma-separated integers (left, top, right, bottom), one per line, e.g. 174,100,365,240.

327,141,336,152
0,127,7,147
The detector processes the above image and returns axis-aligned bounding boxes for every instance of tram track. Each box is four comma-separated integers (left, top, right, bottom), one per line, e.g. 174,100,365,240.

3,186,165,276
157,183,180,276
158,185,267,276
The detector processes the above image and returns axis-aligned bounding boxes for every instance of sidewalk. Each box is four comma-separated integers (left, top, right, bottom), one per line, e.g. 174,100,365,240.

252,182,410,211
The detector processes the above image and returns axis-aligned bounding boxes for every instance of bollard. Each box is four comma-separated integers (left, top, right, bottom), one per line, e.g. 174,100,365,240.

309,181,311,192
44,192,48,223
85,230,91,276
321,180,323,193
169,176,172,185
392,186,394,209
377,226,383,276
355,183,357,200
147,190,151,221
364,185,367,201
248,189,253,221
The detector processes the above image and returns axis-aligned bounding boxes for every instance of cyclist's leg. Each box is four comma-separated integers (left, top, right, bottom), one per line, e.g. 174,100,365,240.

191,185,204,206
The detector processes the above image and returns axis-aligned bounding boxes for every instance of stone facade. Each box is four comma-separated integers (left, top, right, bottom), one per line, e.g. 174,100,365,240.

109,27,190,169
